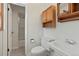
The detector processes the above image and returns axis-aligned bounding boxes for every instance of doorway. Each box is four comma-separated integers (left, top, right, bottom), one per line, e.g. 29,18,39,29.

8,4,25,56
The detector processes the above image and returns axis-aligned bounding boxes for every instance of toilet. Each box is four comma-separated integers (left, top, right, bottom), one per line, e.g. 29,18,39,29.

31,37,52,56
31,46,50,56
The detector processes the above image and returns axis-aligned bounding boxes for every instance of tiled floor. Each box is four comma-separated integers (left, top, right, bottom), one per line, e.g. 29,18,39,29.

10,47,25,56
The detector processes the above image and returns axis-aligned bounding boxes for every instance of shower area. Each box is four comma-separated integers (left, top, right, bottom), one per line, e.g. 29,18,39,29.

18,12,25,50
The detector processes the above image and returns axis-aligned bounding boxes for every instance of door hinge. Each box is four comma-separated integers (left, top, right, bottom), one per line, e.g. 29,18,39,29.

8,8,9,11
11,32,14,34
7,48,9,52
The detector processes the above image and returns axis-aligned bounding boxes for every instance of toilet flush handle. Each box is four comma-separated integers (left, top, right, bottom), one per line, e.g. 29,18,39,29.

48,39,56,42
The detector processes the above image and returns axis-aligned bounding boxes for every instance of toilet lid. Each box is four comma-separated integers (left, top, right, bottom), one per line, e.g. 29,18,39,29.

31,46,46,53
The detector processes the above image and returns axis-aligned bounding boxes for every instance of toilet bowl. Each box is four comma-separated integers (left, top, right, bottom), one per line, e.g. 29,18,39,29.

31,37,55,56
31,46,50,56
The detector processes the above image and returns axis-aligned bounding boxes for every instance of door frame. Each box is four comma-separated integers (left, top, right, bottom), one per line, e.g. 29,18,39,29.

3,3,28,56
3,3,8,56
7,4,13,56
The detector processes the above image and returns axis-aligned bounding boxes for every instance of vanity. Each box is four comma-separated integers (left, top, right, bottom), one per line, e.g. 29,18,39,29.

47,39,70,56
41,37,70,56
41,36,79,56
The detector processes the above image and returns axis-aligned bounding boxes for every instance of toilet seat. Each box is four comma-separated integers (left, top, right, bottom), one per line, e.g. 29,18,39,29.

31,46,46,54
31,46,50,56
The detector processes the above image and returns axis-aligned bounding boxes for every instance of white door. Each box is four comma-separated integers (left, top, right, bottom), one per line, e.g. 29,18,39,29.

8,4,19,55
12,6,19,50
8,4,27,56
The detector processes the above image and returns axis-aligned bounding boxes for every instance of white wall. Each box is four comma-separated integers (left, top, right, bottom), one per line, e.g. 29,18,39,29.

0,31,3,55
0,4,5,55
27,3,56,55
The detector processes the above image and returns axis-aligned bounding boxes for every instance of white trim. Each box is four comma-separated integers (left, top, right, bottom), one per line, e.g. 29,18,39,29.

25,4,28,55
3,4,8,56
7,4,13,56
11,3,25,7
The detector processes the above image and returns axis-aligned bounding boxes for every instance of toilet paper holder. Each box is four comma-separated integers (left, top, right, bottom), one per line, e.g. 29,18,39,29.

30,38,35,43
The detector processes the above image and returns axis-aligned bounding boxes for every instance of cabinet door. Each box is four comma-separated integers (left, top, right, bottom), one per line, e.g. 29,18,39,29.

47,6,53,22
42,5,56,28
52,6,56,27
42,10,47,23
47,6,56,27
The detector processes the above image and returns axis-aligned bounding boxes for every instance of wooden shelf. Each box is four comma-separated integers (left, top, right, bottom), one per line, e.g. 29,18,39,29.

43,20,56,28
59,17,79,22
43,20,52,24
58,11,79,22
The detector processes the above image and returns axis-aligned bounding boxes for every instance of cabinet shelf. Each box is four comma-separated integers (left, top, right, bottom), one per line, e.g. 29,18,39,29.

43,20,52,24
58,17,79,22
58,11,79,22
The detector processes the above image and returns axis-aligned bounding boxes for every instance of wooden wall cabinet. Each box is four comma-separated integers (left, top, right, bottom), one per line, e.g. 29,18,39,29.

58,3,79,22
42,5,56,28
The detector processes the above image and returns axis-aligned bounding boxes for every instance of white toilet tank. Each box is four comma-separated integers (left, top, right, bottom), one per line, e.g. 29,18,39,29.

41,36,56,50
41,37,51,50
